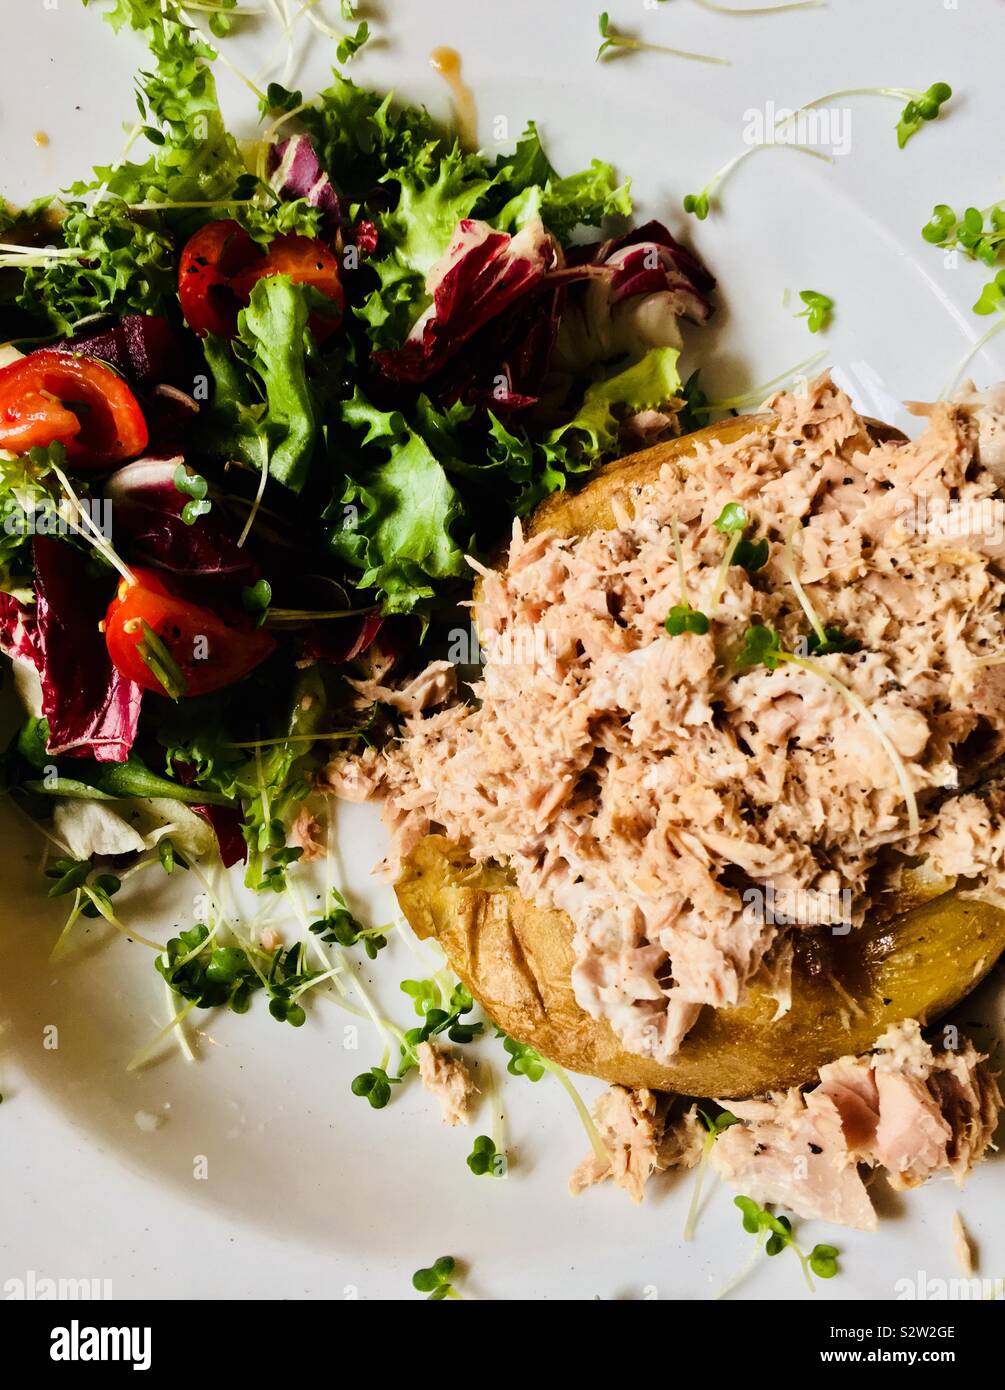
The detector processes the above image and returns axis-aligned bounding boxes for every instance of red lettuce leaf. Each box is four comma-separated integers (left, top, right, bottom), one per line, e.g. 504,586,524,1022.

375,218,558,385
0,592,39,665
192,802,248,867
300,611,384,665
419,285,561,415
567,219,716,321
32,536,143,763
268,134,343,238
104,458,261,586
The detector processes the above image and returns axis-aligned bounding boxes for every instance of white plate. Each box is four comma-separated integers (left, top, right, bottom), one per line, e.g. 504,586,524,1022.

2,0,1004,1302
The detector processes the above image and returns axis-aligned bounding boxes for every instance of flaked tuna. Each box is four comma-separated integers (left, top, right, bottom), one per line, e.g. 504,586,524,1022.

331,377,1005,1063
710,1021,1001,1229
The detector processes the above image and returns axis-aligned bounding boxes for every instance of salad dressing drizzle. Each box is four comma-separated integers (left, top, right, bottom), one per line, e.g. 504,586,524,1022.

429,47,477,150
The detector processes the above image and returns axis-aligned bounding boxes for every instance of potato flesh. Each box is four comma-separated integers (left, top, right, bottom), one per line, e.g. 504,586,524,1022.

398,418,1005,1098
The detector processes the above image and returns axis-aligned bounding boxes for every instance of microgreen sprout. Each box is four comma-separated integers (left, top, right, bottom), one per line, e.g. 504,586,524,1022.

412,1256,462,1300
974,270,1005,317
710,502,768,608
351,1065,400,1109
734,623,919,833
804,624,860,657
665,604,710,636
241,577,273,627
692,352,826,414
596,12,729,65
173,464,212,524
501,1032,547,1081
157,924,259,1014
684,143,831,220
498,1030,610,1165
334,18,369,62
467,1134,506,1177
922,202,1005,268
921,201,1005,316
255,845,304,893
400,980,483,1058
781,524,862,658
683,1107,739,1241
894,82,953,147
44,855,138,932
768,83,953,152
685,83,950,220
157,923,320,1026
310,889,389,958
730,1196,840,1292
794,289,833,333
666,514,711,636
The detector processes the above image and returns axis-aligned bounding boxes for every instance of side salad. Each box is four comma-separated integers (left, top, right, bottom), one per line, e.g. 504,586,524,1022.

0,3,713,908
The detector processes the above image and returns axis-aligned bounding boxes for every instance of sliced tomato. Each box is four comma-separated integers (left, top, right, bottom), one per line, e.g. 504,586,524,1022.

178,221,344,340
105,568,276,697
0,350,148,467
178,219,257,339
232,233,344,339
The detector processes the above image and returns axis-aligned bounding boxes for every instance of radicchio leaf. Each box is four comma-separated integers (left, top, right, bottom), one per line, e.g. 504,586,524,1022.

192,802,248,867
420,285,561,415
556,220,715,373
32,536,142,763
0,592,39,665
267,134,343,238
104,457,261,586
300,611,384,665
374,218,558,385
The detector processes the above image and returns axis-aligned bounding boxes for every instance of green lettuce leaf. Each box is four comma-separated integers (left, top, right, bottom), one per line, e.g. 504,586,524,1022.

18,197,177,334
492,121,632,240
289,71,444,202
201,276,324,493
481,348,682,516
331,389,467,614
548,346,682,457
357,144,496,347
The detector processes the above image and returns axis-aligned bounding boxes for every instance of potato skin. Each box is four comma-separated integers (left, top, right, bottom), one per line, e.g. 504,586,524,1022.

396,837,1005,1098
526,415,768,540
398,415,1005,1098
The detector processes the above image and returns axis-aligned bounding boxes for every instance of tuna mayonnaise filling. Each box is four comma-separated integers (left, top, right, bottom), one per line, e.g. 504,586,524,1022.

333,376,1005,1064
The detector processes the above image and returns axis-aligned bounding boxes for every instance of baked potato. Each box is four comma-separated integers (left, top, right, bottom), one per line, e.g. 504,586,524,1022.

396,419,1005,1099
397,836,1005,1097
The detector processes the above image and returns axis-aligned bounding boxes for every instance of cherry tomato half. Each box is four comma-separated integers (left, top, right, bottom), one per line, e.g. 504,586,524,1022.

177,219,257,340
232,233,344,340
105,567,276,697
0,350,148,468
178,220,343,340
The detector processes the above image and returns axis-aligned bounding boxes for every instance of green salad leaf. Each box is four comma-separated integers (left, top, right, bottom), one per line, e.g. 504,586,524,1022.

547,346,682,457
201,276,326,493
331,390,467,615
492,121,632,238
357,144,494,346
